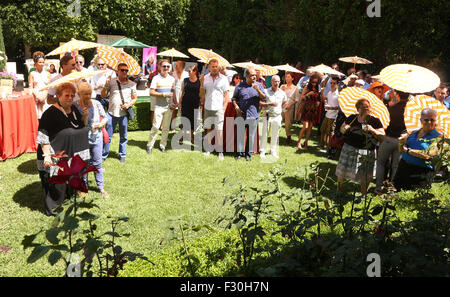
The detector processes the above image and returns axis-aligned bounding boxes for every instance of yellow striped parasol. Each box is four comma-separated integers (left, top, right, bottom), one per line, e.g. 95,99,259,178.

232,61,266,71
39,70,107,91
258,64,278,76
97,45,141,76
404,95,450,138
46,38,101,57
379,64,441,94
188,48,232,67
338,87,390,128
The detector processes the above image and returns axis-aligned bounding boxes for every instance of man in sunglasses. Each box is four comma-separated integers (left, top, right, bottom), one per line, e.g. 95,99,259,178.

47,55,76,104
74,55,88,73
147,59,176,154
91,58,115,110
101,63,137,163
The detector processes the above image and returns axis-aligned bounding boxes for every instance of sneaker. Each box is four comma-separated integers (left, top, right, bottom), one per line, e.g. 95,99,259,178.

204,151,211,157
100,189,110,198
160,147,166,153
235,154,242,160
271,153,279,159
120,157,126,163
319,148,327,153
218,153,224,161
146,147,152,154
260,152,266,158
245,155,251,161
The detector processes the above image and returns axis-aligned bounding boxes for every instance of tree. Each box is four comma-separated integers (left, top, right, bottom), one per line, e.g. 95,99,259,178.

0,19,6,71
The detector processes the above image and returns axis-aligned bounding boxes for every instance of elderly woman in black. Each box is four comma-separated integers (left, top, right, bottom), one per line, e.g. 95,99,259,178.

335,98,385,197
37,82,90,216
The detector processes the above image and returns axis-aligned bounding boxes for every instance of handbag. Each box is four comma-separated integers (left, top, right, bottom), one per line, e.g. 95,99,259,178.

116,80,135,121
330,134,344,149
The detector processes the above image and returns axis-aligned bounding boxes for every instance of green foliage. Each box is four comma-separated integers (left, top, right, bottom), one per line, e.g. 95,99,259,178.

22,193,152,277
0,19,6,71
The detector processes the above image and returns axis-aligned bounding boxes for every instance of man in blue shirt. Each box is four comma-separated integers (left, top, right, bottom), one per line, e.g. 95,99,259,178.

232,67,267,161
434,84,449,110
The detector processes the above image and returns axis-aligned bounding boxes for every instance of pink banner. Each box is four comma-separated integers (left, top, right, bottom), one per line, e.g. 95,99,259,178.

142,47,157,76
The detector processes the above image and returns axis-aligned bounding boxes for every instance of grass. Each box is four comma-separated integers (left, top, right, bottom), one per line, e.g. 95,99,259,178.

1,123,448,276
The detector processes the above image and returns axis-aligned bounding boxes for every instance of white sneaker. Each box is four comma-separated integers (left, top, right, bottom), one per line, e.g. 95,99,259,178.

203,151,211,157
218,153,224,161
271,153,279,159
260,152,266,158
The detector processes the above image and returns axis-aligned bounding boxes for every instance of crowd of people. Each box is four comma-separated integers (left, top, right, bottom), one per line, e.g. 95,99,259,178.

29,50,449,215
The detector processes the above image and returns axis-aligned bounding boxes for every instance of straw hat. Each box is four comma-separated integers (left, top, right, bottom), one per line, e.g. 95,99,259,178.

368,81,390,94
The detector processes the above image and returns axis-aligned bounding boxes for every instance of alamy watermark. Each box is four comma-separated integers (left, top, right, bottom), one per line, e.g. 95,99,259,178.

67,0,81,17
366,253,381,277
366,0,381,18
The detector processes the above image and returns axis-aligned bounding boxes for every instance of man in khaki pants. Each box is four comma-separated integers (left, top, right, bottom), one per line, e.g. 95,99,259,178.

147,59,176,154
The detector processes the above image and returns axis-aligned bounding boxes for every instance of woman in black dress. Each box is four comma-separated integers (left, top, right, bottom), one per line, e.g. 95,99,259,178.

179,65,200,143
37,82,90,216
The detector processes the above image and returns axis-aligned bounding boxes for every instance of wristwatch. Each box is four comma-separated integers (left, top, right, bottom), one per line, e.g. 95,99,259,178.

406,147,410,154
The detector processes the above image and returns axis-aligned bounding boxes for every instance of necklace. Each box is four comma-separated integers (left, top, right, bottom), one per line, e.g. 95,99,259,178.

56,104,79,128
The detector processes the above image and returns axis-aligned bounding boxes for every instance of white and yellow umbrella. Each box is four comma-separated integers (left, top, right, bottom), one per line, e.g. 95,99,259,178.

157,48,189,59
404,95,450,138
379,64,441,94
97,45,141,76
46,38,102,57
338,87,390,128
309,63,345,77
273,64,304,74
188,48,232,68
232,61,266,71
258,64,278,76
339,56,373,65
39,70,107,91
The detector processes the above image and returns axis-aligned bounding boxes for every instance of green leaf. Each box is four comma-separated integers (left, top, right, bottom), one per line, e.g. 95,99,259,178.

78,211,99,221
22,233,40,250
371,205,383,216
48,251,62,266
62,216,79,231
27,246,51,263
45,228,60,245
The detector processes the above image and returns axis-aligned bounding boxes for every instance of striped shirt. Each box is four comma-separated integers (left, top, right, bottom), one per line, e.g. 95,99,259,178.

150,73,176,107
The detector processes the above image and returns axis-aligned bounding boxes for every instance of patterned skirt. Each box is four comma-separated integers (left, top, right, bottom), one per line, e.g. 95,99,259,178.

335,143,376,184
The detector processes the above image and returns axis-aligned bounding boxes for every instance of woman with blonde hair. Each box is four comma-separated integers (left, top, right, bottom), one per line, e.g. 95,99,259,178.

74,82,109,198
28,51,51,119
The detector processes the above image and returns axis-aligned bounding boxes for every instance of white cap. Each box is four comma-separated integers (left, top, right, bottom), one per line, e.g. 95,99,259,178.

356,79,365,85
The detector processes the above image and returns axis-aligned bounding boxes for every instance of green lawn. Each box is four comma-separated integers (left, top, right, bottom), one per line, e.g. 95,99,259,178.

0,123,324,276
1,124,448,276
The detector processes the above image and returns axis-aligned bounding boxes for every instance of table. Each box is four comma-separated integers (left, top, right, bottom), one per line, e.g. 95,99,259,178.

223,102,259,153
0,93,39,161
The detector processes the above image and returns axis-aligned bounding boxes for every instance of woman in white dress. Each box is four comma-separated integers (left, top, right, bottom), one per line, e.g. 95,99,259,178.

28,51,51,119
280,72,301,145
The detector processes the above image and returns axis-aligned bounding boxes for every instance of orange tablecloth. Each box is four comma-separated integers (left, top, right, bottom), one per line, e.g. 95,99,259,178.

223,102,259,153
0,94,39,161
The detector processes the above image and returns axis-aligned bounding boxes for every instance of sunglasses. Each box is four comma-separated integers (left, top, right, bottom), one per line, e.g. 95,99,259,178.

76,61,84,64
162,65,171,68
119,69,129,73
97,63,105,66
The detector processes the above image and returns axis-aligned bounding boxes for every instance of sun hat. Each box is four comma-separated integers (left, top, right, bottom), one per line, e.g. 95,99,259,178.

368,81,390,94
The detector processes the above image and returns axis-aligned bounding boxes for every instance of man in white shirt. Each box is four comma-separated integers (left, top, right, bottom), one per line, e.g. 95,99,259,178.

200,58,230,160
101,63,137,163
75,55,88,73
319,77,339,152
260,75,287,159
147,59,177,154
91,58,116,110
